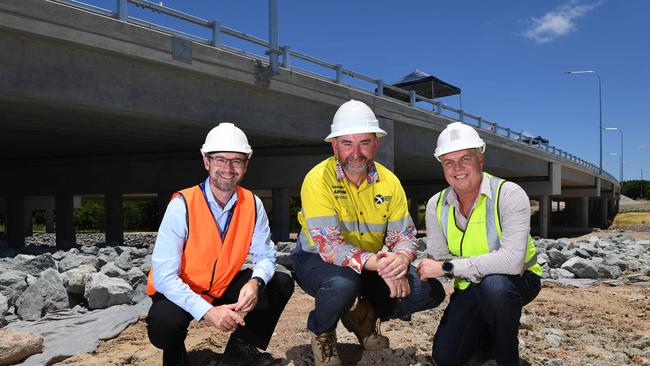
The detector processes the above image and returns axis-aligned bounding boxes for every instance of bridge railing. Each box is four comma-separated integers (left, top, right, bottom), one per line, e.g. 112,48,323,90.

53,0,616,182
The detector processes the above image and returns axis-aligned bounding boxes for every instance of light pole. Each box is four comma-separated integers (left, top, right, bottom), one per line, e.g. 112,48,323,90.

604,127,623,182
565,70,603,175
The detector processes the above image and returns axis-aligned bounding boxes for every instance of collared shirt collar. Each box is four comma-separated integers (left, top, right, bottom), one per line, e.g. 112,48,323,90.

203,177,237,212
335,159,380,184
445,172,491,207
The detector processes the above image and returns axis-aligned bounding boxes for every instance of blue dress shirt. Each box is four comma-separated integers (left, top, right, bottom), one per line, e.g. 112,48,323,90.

151,178,276,320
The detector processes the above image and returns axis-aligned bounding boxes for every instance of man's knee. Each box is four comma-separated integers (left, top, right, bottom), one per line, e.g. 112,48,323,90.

432,340,462,366
319,273,360,306
146,298,191,349
427,278,446,305
269,271,295,301
478,274,519,308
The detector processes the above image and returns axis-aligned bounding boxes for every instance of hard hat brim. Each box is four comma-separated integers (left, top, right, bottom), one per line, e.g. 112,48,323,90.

324,126,387,142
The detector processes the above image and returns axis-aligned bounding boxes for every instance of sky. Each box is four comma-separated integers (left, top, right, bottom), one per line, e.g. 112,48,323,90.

83,0,649,182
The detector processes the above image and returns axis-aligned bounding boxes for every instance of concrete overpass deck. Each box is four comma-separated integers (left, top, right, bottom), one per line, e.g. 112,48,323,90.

0,0,619,247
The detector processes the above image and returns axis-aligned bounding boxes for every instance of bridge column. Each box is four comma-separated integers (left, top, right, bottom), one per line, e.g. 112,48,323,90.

538,195,550,238
24,209,33,237
271,187,290,242
105,193,123,245
579,196,589,228
599,197,608,228
6,195,26,248
55,195,76,249
157,191,174,225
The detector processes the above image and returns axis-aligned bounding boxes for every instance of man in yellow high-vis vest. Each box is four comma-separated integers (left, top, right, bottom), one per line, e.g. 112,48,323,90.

292,100,445,366
417,122,542,366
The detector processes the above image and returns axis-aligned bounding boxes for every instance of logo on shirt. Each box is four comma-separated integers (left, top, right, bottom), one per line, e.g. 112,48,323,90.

332,184,348,200
374,194,391,205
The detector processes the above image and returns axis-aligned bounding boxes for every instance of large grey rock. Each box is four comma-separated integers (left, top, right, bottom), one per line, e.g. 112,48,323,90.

79,245,99,255
0,330,44,365
574,248,592,259
58,254,99,272
15,268,69,321
549,268,575,280
123,267,146,288
546,249,568,268
12,253,57,276
129,247,149,258
0,293,8,325
597,264,622,279
100,262,127,278
84,272,133,309
113,251,133,271
63,264,97,295
561,257,599,279
604,254,629,271
0,269,31,293
139,255,152,273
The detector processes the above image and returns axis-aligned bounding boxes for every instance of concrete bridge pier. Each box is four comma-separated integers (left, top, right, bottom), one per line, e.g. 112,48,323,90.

6,195,26,248
157,191,174,225
105,193,124,246
579,196,590,228
271,187,290,242
56,195,76,249
537,195,550,239
600,197,609,228
45,208,55,233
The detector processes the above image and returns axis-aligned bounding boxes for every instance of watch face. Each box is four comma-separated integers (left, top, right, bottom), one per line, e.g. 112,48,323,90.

442,261,453,272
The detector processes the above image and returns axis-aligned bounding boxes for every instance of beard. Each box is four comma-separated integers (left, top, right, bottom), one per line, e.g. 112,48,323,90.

211,171,241,192
340,156,371,176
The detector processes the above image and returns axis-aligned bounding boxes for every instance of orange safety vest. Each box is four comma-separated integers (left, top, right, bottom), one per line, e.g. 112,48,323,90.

147,184,256,303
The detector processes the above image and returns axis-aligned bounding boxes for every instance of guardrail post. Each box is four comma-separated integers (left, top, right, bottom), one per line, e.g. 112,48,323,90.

376,79,384,96
459,109,464,122
281,46,290,68
477,117,483,129
118,0,127,21
505,128,511,138
268,0,279,74
211,19,221,47
409,91,416,107
434,102,441,115
335,64,343,83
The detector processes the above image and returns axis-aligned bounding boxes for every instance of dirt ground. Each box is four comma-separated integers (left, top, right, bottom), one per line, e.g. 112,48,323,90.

56,279,650,366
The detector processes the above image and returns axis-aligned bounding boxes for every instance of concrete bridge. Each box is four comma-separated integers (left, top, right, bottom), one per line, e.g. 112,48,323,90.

0,0,620,248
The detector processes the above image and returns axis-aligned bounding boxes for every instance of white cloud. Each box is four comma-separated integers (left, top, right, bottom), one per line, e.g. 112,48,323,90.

637,144,648,150
523,1,601,44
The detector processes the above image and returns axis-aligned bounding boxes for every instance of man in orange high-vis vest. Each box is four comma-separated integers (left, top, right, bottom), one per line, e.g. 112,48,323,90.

146,123,294,366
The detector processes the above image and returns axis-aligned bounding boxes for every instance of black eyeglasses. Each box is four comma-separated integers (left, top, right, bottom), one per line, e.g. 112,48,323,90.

206,155,247,168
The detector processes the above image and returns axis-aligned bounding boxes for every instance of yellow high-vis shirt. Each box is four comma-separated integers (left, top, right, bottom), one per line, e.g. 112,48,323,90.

297,157,417,273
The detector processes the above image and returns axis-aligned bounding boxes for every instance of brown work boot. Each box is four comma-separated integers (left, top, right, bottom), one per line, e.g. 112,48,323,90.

341,298,389,350
311,330,342,366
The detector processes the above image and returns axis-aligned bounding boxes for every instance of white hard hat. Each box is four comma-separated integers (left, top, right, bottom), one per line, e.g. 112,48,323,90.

200,122,253,157
434,122,486,161
324,99,387,142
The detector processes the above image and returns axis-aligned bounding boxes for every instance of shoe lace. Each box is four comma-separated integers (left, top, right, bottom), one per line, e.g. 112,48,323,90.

372,317,382,337
319,333,337,359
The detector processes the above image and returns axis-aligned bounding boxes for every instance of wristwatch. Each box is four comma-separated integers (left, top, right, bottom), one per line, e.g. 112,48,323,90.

442,261,454,277
251,276,266,291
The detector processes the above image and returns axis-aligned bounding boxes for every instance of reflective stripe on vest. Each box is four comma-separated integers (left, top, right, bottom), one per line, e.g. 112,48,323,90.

436,173,542,290
147,185,256,302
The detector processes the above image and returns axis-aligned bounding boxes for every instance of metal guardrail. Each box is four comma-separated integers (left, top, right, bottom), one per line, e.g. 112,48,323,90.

52,0,617,182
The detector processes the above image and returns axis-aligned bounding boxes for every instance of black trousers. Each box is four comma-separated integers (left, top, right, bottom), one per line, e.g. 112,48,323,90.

146,269,294,353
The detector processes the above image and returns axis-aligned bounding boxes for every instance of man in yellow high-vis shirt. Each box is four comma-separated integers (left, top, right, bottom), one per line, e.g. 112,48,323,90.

291,100,445,366
417,122,542,366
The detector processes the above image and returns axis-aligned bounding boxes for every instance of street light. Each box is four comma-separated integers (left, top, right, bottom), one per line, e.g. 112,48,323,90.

604,127,623,182
565,70,603,175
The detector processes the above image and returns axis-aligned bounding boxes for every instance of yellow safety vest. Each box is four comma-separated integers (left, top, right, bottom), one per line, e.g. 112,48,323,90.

436,173,542,290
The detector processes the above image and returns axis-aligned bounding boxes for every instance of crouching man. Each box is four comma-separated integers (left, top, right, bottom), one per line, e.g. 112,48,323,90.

146,123,294,366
